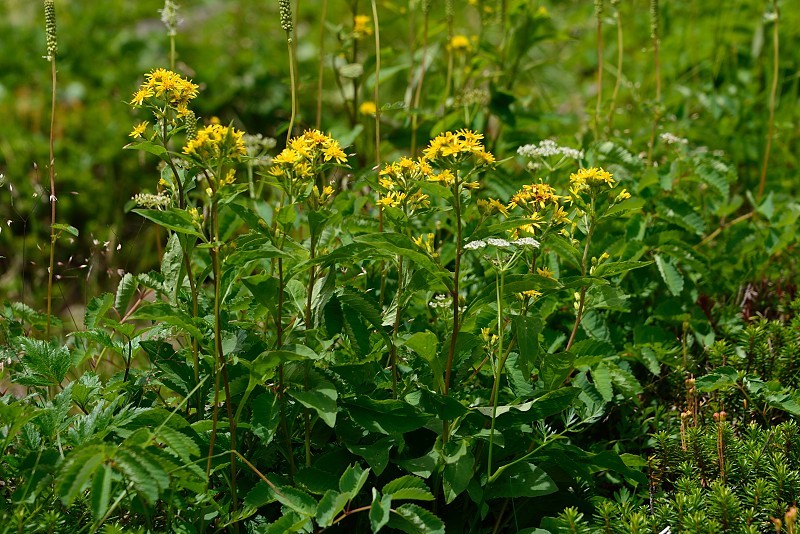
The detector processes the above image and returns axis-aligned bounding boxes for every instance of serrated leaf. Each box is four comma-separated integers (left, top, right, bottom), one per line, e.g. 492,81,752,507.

156,426,200,462
316,490,349,527
90,463,113,521
85,293,114,330
382,476,434,501
654,254,684,296
133,208,204,238
592,363,614,402
275,486,317,517
390,503,445,534
132,302,203,339
161,233,183,303
115,273,137,315
58,445,107,505
695,366,738,392
369,489,392,533
114,448,168,505
339,464,370,501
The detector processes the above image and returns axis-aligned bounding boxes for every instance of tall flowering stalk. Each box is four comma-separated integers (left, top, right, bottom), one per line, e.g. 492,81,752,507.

44,0,58,339
422,130,495,440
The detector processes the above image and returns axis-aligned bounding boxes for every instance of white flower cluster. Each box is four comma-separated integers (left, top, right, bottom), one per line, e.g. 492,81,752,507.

660,132,688,145
428,294,451,309
517,139,583,160
465,237,540,250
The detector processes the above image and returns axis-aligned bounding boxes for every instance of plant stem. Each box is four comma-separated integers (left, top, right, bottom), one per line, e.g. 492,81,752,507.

608,2,623,131
46,57,57,339
488,266,505,476
594,0,604,140
443,173,463,443
566,208,594,351
371,0,383,232
410,3,430,157
389,255,403,399
647,0,661,164
316,0,328,129
758,0,779,201
286,29,298,145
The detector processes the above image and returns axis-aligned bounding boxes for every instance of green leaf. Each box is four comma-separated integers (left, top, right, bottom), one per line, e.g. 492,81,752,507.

132,302,203,339
156,427,200,462
316,490,349,527
114,447,169,505
487,462,557,499
369,489,392,533
90,463,113,521
389,503,445,534
289,379,338,428
58,445,107,505
442,439,474,504
403,331,444,392
339,464,371,501
695,366,738,392
343,397,430,435
592,363,614,402
275,487,317,517
251,391,281,445
346,436,400,476
477,388,580,421
654,254,684,296
15,338,73,387
52,222,79,237
354,233,451,290
84,293,114,330
161,233,183,303
382,476,434,502
124,140,167,156
115,273,137,315
513,315,542,377
133,208,204,238
539,352,575,391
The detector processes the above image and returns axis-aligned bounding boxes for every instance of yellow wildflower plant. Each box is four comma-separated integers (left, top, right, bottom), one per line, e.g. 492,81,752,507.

569,167,615,193
378,157,432,216
412,233,438,258
359,101,377,116
423,129,495,169
129,121,149,139
269,129,349,201
353,14,372,38
508,182,561,213
130,68,199,109
182,124,246,164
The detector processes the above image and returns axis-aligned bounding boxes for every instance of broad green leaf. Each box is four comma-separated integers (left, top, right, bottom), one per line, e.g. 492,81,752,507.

339,464,370,501
443,439,473,504
487,462,557,499
275,486,317,517
251,391,281,445
382,476,434,502
132,302,203,339
133,208,204,238
289,379,338,428
316,490,349,527
52,222,79,237
513,314,542,377
90,463,113,521
369,489,392,533
695,366,738,392
346,436,400,476
124,140,167,156
539,352,575,391
84,293,114,329
161,233,183,303
477,387,580,421
389,503,445,534
354,233,451,290
654,254,684,296
343,397,430,435
592,260,652,279
115,273,137,315
402,331,443,391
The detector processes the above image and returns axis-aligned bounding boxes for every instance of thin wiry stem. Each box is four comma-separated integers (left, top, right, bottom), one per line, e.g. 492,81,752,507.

758,0,780,201
286,31,298,145
410,5,430,157
316,0,328,129
594,0,604,139
46,57,57,339
371,0,383,231
608,3,623,131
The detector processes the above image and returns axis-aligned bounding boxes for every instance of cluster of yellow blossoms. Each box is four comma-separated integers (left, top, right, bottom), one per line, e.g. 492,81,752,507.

183,124,246,163
130,68,199,117
271,129,348,181
423,130,496,168
377,157,432,211
353,14,372,38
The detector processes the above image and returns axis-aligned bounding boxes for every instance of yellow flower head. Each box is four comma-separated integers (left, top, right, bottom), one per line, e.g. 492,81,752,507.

359,101,377,116
353,14,372,38
270,130,348,194
134,68,199,109
569,167,615,191
182,124,246,163
129,121,149,138
449,35,472,52
422,130,495,174
509,182,561,213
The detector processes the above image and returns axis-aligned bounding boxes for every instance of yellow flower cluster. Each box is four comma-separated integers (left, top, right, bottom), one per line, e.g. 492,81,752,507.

412,233,438,258
271,129,347,181
423,129,495,168
477,198,509,217
508,182,561,212
377,157,431,212
182,124,246,162
353,14,372,38
569,167,615,192
130,68,199,116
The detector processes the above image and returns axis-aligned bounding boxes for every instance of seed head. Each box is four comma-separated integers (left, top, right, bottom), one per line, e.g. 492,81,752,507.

650,0,660,41
159,0,182,37
44,0,57,61
279,0,293,32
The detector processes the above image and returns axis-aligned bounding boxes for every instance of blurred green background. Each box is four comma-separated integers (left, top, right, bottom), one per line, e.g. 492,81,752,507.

1,0,798,318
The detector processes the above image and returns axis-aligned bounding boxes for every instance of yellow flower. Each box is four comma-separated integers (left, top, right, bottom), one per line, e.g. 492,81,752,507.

129,121,149,138
183,124,246,162
353,14,372,37
569,167,615,190
412,233,438,257
537,267,554,279
131,87,154,106
359,101,377,116
615,188,631,202
322,140,347,164
449,35,472,52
